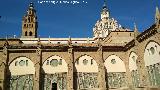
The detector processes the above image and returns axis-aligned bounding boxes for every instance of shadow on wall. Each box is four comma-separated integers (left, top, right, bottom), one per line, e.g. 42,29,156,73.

6,70,11,90
105,69,109,90
73,60,78,90
40,69,45,90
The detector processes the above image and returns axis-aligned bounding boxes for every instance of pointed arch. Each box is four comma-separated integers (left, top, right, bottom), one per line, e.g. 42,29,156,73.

144,41,160,86
75,54,98,72
144,41,160,66
29,31,32,36
9,56,35,75
25,31,27,36
104,54,126,72
42,55,68,74
129,51,138,71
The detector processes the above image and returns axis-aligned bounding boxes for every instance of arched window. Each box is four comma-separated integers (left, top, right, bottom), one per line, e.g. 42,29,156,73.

25,31,27,36
28,17,31,22
29,31,32,36
150,47,155,55
144,41,160,86
24,24,26,27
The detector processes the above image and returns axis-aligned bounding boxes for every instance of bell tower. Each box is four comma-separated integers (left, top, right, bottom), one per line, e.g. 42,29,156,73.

93,0,120,40
21,2,38,38
101,0,110,22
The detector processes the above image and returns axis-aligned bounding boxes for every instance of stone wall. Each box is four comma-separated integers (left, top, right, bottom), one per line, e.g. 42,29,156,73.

0,28,160,90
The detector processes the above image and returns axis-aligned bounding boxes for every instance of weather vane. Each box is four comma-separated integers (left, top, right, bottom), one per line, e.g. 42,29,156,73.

104,0,107,5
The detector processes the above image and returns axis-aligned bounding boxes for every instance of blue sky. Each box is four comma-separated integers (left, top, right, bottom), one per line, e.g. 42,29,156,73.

0,0,159,38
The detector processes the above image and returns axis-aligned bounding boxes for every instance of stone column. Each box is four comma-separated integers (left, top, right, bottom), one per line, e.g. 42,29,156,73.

0,62,5,90
33,46,42,90
136,43,148,88
124,51,133,89
67,46,74,90
97,45,106,90
0,54,8,90
1,42,10,90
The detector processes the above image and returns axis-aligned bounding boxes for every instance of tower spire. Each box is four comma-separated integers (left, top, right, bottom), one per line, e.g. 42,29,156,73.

134,23,138,32
134,22,140,37
21,2,38,38
29,2,34,9
103,0,107,8
101,0,109,20
155,6,160,23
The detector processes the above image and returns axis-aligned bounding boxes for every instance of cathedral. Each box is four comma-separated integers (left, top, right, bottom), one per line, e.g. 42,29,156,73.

0,1,160,90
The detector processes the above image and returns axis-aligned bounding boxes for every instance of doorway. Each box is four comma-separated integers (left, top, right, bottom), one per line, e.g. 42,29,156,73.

52,83,57,90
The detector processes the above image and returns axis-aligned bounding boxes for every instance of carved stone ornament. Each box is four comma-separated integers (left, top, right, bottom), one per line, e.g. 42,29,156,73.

3,46,7,55
36,46,41,56
68,48,73,54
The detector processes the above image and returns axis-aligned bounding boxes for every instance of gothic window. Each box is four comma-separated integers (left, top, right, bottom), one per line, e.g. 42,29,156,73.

147,63,160,86
29,31,32,36
131,70,140,87
150,47,155,55
19,60,25,66
107,72,126,88
111,59,116,64
75,72,98,89
50,59,58,67
24,24,26,27
30,24,32,27
132,56,136,62
10,75,33,90
25,31,27,36
28,17,30,22
44,73,67,90
83,59,88,65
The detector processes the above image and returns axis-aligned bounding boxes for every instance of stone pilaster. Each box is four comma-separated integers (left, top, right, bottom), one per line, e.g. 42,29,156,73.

97,45,106,90
2,41,9,90
67,46,74,90
136,44,148,88
0,62,5,90
0,54,8,90
125,51,133,89
33,46,42,90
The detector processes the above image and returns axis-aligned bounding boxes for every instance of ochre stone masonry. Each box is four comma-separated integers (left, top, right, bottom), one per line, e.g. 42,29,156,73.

0,1,160,90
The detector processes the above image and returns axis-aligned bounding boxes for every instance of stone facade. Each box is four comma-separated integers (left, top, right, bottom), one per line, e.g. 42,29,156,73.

0,2,160,90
